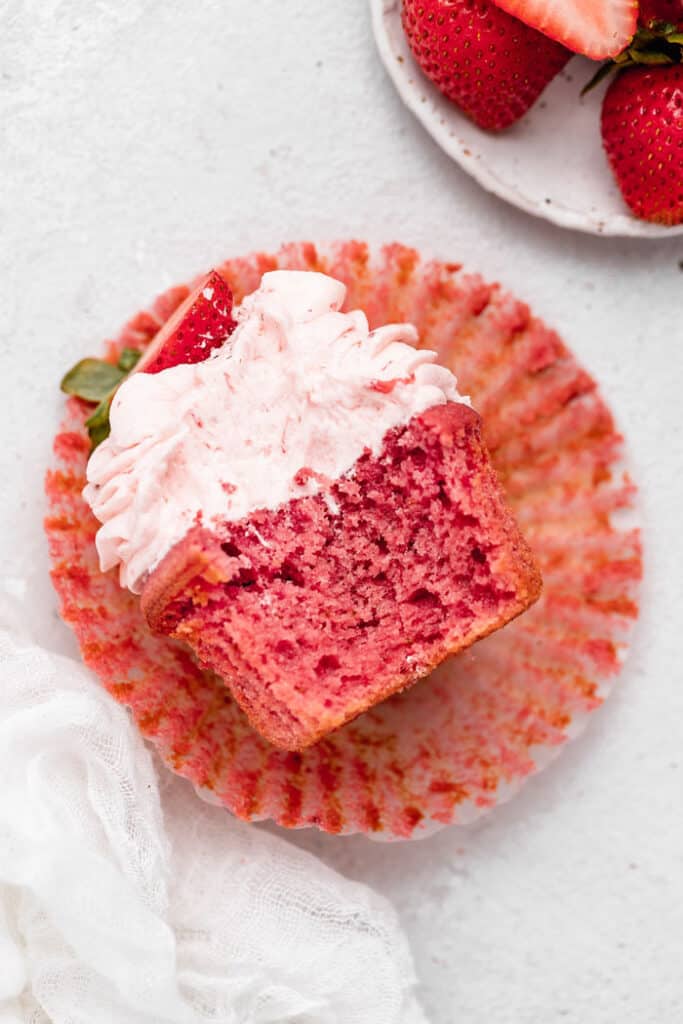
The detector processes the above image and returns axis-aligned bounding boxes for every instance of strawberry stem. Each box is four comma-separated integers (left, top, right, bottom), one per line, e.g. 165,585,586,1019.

581,62,616,95
582,22,682,94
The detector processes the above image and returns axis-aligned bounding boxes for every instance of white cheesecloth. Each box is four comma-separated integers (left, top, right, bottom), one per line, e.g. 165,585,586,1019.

0,597,427,1024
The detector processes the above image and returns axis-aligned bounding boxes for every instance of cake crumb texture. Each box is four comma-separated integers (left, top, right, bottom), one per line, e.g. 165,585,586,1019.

142,403,541,749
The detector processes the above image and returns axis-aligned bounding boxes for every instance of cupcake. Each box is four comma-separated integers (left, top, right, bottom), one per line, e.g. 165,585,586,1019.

47,242,641,837
82,269,541,750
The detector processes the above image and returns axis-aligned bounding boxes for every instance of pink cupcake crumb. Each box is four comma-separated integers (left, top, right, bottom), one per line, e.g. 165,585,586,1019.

142,403,541,750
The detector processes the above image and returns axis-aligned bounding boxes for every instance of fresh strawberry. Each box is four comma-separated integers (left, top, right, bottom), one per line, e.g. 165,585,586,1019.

493,0,638,59
601,64,683,224
61,271,237,450
137,270,236,374
638,0,683,29
401,0,571,132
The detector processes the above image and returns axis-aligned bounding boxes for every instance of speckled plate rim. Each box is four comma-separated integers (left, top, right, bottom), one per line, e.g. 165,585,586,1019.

371,0,683,240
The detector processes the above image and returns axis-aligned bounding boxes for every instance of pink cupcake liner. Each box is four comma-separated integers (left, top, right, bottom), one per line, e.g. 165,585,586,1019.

45,241,642,839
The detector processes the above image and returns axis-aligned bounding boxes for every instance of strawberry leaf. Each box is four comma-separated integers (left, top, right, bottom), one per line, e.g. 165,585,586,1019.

582,20,682,94
85,394,115,449
581,60,616,94
60,359,126,402
117,348,142,373
629,49,674,63
60,347,143,451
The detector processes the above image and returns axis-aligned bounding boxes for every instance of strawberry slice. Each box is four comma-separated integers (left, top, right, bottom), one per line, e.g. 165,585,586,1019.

137,270,237,374
492,0,638,59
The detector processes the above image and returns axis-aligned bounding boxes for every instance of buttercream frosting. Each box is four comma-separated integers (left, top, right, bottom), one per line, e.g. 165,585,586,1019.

84,270,466,591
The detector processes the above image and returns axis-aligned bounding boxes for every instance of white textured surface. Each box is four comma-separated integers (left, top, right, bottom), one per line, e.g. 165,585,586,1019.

1,2,682,1022
0,605,424,1024
86,269,461,591
373,0,683,238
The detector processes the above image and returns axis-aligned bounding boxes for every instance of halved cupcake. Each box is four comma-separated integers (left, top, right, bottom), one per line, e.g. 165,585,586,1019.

81,268,541,750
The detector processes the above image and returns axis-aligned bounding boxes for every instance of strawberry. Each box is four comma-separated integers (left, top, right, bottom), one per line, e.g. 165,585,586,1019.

61,270,237,449
401,0,571,132
638,0,683,29
137,270,236,374
601,64,683,224
493,0,638,59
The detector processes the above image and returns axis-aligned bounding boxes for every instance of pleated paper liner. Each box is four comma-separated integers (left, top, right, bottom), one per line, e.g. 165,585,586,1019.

45,241,642,840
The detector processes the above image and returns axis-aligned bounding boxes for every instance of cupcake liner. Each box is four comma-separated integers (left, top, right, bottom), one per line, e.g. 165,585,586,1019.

45,242,642,839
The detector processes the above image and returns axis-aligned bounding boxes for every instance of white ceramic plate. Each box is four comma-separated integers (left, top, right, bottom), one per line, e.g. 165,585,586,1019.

372,0,683,238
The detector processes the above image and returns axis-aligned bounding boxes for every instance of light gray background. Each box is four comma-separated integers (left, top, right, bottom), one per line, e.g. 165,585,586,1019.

1,2,682,1022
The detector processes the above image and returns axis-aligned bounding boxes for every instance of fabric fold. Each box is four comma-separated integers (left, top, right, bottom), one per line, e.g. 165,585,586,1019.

0,598,427,1024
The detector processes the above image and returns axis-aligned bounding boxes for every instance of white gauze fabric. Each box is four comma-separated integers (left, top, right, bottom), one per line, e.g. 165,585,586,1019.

0,598,427,1024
